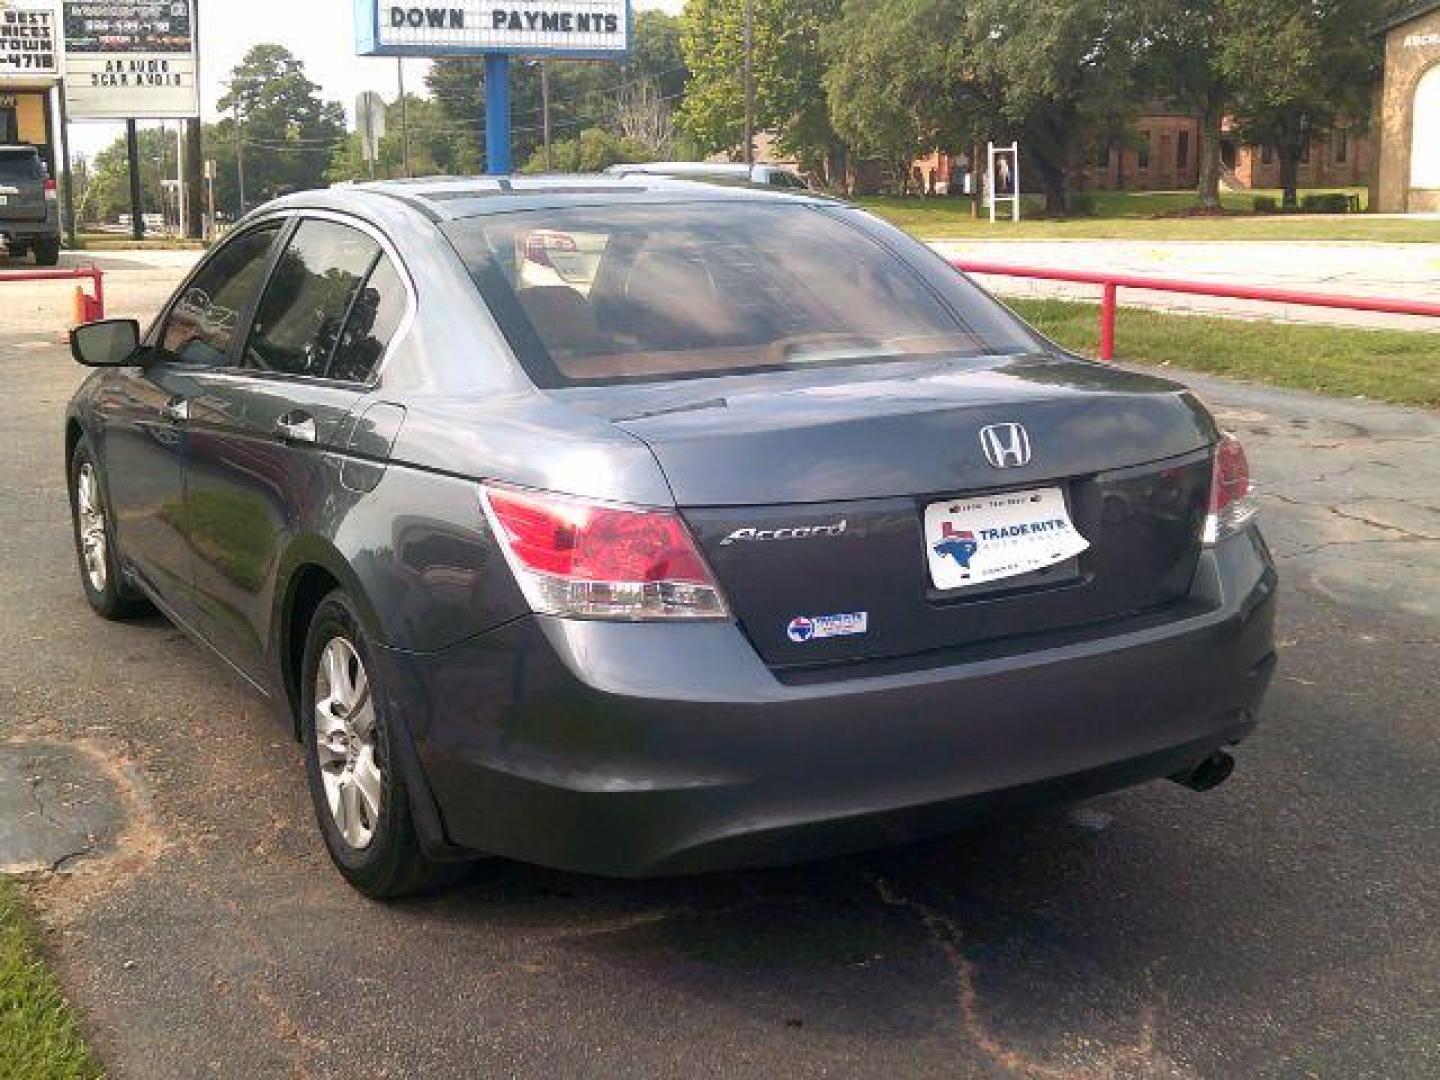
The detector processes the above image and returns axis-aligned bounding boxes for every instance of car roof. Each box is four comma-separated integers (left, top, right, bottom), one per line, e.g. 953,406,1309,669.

265,173,832,225
0,144,41,155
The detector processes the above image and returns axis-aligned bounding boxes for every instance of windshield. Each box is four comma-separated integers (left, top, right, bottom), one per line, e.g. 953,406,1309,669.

442,202,1039,387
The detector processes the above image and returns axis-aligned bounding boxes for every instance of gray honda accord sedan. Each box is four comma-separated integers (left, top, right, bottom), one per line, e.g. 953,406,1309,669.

65,176,1277,897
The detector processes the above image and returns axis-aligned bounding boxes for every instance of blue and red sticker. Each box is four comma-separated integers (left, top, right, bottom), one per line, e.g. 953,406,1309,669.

786,612,869,643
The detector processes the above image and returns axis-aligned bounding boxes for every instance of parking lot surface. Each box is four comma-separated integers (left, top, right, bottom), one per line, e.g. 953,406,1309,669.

1,254,1437,1078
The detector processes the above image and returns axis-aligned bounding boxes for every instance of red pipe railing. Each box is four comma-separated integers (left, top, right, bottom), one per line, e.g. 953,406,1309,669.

0,265,105,322
952,260,1440,361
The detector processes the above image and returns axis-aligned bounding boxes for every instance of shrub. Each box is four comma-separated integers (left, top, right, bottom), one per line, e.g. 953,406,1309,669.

1252,196,1279,214
1065,193,1097,217
1300,193,1353,214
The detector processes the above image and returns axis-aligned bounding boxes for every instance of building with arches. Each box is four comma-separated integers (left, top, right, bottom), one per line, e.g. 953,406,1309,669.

1376,1,1440,211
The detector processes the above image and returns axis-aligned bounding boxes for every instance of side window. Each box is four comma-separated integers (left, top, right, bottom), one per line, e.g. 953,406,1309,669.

330,254,408,384
243,219,380,378
159,223,283,366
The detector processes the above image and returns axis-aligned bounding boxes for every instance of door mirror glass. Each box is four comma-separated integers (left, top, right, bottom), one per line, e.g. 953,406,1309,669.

70,319,141,367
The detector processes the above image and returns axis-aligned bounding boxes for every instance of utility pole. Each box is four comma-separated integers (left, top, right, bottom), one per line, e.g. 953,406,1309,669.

541,60,552,171
184,0,204,239
742,0,754,166
232,97,247,215
397,57,411,178
125,119,144,241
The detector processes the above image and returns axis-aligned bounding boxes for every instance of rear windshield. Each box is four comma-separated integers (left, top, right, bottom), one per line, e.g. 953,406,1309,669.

0,151,44,184
442,202,1038,387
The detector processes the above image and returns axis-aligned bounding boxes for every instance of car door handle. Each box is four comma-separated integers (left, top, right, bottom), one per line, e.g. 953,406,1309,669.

160,398,189,424
275,411,317,445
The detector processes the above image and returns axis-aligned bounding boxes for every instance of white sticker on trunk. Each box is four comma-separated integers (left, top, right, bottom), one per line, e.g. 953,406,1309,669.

787,612,868,643
924,486,1089,591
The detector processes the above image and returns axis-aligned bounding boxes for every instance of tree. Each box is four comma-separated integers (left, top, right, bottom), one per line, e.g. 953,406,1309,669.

519,127,657,173
677,0,846,177
1218,0,1382,210
823,0,972,190
76,125,170,225
216,43,346,207
961,0,1143,215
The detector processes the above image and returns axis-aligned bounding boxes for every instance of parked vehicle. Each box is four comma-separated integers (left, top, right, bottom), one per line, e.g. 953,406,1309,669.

605,160,811,189
64,175,1276,898
0,145,61,265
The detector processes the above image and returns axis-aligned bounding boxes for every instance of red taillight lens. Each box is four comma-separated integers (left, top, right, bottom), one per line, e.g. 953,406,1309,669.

43,178,57,201
1204,433,1258,544
480,484,728,620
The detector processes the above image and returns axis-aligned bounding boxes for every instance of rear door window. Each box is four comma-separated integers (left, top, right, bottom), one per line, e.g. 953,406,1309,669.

158,222,284,367
243,219,381,378
0,149,43,184
329,254,408,383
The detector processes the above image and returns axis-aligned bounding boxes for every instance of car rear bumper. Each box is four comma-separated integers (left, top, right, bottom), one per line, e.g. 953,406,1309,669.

376,529,1277,876
1,221,59,242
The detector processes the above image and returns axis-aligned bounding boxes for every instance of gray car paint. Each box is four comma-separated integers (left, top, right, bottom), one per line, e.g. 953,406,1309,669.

65,176,1277,874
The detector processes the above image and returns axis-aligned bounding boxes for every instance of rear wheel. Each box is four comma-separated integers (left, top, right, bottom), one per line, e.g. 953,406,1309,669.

7,244,29,259
300,590,463,899
69,438,148,619
33,238,60,266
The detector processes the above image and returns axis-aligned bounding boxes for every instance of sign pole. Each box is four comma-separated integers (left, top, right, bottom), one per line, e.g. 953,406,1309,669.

484,53,511,175
55,82,77,248
125,119,144,241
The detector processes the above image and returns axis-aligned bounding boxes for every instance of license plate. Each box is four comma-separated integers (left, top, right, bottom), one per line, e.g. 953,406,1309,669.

0,195,8,206
924,486,1090,591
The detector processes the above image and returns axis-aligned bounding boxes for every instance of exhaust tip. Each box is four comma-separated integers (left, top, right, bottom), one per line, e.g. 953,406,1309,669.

1170,750,1235,792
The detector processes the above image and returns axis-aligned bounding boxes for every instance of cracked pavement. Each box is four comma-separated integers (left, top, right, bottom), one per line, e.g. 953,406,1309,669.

2,256,1437,1078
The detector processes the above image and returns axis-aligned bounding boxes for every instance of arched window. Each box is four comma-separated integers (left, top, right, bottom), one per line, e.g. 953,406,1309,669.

1412,64,1440,189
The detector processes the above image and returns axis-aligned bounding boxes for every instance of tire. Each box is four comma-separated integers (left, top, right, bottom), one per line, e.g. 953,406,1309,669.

7,244,29,259
33,238,61,266
300,590,462,899
69,437,149,620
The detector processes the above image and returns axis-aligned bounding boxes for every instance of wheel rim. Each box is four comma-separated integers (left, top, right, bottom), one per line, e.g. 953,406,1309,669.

314,636,382,850
76,463,108,593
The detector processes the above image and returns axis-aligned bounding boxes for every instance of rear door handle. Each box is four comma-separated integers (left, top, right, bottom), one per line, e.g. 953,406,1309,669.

275,411,317,445
160,397,189,424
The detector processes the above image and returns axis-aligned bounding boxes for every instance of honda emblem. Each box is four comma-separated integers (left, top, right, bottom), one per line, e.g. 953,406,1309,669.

979,423,1032,468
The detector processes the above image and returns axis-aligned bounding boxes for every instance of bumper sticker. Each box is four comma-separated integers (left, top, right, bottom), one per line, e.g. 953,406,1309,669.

787,612,868,643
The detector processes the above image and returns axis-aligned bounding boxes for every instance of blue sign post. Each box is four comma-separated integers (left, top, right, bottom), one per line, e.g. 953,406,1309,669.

355,1,630,176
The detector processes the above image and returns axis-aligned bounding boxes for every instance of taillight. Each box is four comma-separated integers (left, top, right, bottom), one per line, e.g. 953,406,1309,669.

479,483,729,620
43,178,57,201
1203,433,1259,544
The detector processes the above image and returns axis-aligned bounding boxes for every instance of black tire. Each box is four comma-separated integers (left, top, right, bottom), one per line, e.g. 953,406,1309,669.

33,238,61,266
7,244,29,259
300,590,462,899
69,437,149,620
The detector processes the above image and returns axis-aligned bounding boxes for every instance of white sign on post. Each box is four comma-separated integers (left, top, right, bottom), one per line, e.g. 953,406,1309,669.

0,0,59,79
62,0,199,120
356,0,629,57
987,141,1021,224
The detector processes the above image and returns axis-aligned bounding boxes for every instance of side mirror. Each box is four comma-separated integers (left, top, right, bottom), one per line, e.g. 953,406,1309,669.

70,319,142,367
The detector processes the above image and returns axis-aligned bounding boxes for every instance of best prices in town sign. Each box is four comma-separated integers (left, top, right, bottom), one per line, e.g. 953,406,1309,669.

62,0,200,120
355,0,629,58
0,0,60,78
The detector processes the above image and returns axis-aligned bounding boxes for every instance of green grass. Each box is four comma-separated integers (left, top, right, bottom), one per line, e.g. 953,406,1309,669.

860,188,1440,242
157,490,275,591
0,879,101,1080
1006,297,1440,407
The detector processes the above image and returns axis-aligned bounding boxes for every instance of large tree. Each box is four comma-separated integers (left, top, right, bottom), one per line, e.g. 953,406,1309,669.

822,0,972,190
1218,0,1383,210
962,0,1143,215
326,94,480,183
677,0,845,177
216,43,346,209
76,126,170,225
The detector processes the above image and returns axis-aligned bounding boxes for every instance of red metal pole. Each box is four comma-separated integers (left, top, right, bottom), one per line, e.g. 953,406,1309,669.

90,268,104,320
1099,282,1117,362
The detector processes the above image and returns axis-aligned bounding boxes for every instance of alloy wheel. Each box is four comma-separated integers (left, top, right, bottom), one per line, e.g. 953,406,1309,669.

76,462,108,593
313,636,383,849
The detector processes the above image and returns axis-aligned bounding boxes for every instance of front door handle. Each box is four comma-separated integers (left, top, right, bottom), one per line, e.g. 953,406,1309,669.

160,397,189,424
275,411,317,445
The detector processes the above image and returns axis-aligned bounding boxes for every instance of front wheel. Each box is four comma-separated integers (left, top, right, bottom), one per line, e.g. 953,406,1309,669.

300,590,464,899
69,437,148,619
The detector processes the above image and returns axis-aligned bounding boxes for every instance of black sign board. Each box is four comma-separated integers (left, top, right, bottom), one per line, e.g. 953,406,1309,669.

62,1,193,54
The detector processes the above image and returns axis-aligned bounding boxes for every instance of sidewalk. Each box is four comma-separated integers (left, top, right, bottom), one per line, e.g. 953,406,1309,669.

931,239,1440,331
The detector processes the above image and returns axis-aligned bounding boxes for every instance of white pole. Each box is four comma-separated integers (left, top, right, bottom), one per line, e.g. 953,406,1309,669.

1011,142,1020,224
987,142,996,224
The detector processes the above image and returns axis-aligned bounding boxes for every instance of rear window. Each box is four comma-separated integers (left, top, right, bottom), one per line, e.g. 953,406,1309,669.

442,202,1038,387
0,150,44,184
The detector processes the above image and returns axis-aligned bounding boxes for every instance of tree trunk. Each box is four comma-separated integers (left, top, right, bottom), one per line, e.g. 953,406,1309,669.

1278,148,1300,210
1033,155,1065,216
1197,97,1223,212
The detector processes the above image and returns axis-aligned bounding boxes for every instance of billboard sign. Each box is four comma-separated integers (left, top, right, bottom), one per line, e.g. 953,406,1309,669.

62,1,199,119
0,0,60,78
355,0,629,58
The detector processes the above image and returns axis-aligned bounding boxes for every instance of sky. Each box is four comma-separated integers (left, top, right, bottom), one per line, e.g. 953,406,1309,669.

67,0,683,158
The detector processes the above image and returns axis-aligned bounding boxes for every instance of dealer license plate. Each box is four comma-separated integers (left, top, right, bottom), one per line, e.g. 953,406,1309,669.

924,486,1090,591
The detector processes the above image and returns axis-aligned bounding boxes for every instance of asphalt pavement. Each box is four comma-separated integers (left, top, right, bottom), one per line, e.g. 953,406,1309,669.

1,251,1437,1079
